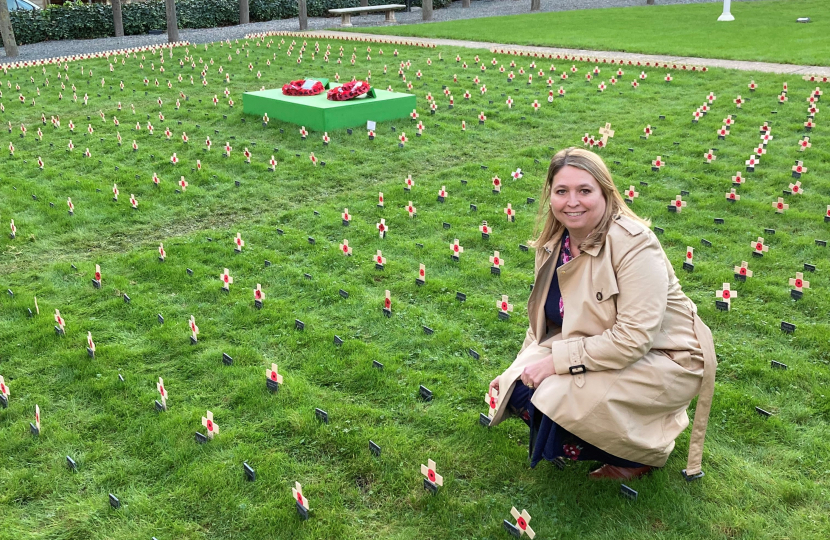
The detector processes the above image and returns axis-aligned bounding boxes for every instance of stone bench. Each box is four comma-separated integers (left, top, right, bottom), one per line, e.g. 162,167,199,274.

329,4,406,27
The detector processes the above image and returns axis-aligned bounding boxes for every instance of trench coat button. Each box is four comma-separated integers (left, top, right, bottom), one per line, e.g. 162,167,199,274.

596,292,603,301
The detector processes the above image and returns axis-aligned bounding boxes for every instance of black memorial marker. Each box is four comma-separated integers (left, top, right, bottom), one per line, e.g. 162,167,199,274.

423,326,434,335
755,407,772,418
295,319,305,331
468,348,480,360
620,485,638,501
66,456,77,471
771,360,788,370
780,321,796,334
456,292,466,302
479,413,491,427
315,408,329,424
333,335,343,346
109,494,121,509
195,432,208,444
372,360,384,370
419,385,433,402
243,462,256,481
222,353,233,366
369,440,381,457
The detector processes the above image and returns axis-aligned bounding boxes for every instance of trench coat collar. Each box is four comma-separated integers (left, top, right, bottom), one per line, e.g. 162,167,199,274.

541,224,608,258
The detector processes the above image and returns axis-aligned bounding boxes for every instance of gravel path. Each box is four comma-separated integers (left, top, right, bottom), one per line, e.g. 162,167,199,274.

2,0,756,64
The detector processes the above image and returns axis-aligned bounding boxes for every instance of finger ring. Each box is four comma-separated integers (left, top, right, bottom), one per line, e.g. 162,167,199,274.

527,383,535,389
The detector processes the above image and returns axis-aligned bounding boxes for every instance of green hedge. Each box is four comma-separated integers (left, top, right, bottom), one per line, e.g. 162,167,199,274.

4,0,453,47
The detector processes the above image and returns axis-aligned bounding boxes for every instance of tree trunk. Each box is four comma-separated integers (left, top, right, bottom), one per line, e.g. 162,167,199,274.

360,0,368,16
112,0,124,38
165,0,179,43
530,0,541,11
0,0,19,58
462,0,470,7
298,0,307,30
422,0,432,20
240,0,249,24
647,0,655,5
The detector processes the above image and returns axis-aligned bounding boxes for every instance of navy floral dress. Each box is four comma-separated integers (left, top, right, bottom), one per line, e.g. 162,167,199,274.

507,231,645,469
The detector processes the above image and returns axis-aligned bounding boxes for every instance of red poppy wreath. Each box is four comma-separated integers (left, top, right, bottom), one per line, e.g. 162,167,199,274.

282,79,325,96
327,80,371,101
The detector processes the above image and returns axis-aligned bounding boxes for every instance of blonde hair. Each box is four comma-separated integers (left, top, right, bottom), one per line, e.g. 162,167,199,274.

529,147,650,251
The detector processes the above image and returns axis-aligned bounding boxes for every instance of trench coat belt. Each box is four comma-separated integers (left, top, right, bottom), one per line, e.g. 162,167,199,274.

685,310,718,477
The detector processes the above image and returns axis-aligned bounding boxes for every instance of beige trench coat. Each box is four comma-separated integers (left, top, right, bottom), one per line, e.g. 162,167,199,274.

490,215,716,473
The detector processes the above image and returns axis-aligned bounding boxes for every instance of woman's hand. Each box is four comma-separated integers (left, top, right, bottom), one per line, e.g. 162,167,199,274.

489,376,500,394
520,354,556,389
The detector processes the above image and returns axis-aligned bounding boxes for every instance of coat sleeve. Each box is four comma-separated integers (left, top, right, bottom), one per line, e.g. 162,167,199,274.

550,232,668,374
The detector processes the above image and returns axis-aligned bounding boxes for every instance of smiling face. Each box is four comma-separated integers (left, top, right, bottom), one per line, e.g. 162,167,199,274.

549,165,607,240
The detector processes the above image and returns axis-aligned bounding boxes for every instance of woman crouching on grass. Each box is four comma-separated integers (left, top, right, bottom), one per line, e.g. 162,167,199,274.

488,147,717,480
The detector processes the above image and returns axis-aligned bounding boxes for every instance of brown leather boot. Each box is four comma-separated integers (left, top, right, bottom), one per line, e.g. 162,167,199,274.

588,464,654,480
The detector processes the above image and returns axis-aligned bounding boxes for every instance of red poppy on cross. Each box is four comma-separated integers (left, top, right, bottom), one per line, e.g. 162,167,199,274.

726,188,740,201
778,93,788,103
665,74,672,82
254,284,264,302
789,273,810,292
532,100,540,111
754,145,767,157
399,133,408,145
87,331,95,354
35,405,41,432
718,126,730,138
734,95,743,108
266,363,283,385
652,156,664,169
220,268,233,290
734,261,753,278
384,290,392,311
339,239,352,256
406,201,416,218
376,218,388,238
157,377,167,409
670,195,687,212
789,181,803,194
643,125,652,139
66,197,73,212
748,80,757,91
716,283,736,307
0,375,9,401
751,237,769,255
504,203,515,220
342,208,351,224
798,137,811,151
792,161,807,175
170,152,178,164
510,507,536,539
692,110,702,122
94,264,102,282
704,150,716,163
480,221,492,235
55,309,65,332
485,387,498,419
300,126,308,139
378,192,384,207
421,459,443,487
374,250,386,266
130,194,137,209
745,156,759,168
309,152,318,166
685,247,694,264
771,197,789,214
233,232,244,251
450,239,464,257
202,410,219,439
625,186,639,201
498,295,513,314
243,148,251,163
293,482,309,511
490,251,504,269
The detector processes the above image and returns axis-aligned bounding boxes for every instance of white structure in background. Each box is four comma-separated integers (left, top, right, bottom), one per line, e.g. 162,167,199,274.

718,0,735,21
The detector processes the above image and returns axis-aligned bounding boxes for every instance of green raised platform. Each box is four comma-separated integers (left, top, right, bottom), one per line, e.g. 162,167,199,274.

243,80,416,132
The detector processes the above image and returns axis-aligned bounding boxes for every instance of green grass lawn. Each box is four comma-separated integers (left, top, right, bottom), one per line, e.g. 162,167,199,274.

1,36,829,539
347,0,830,67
